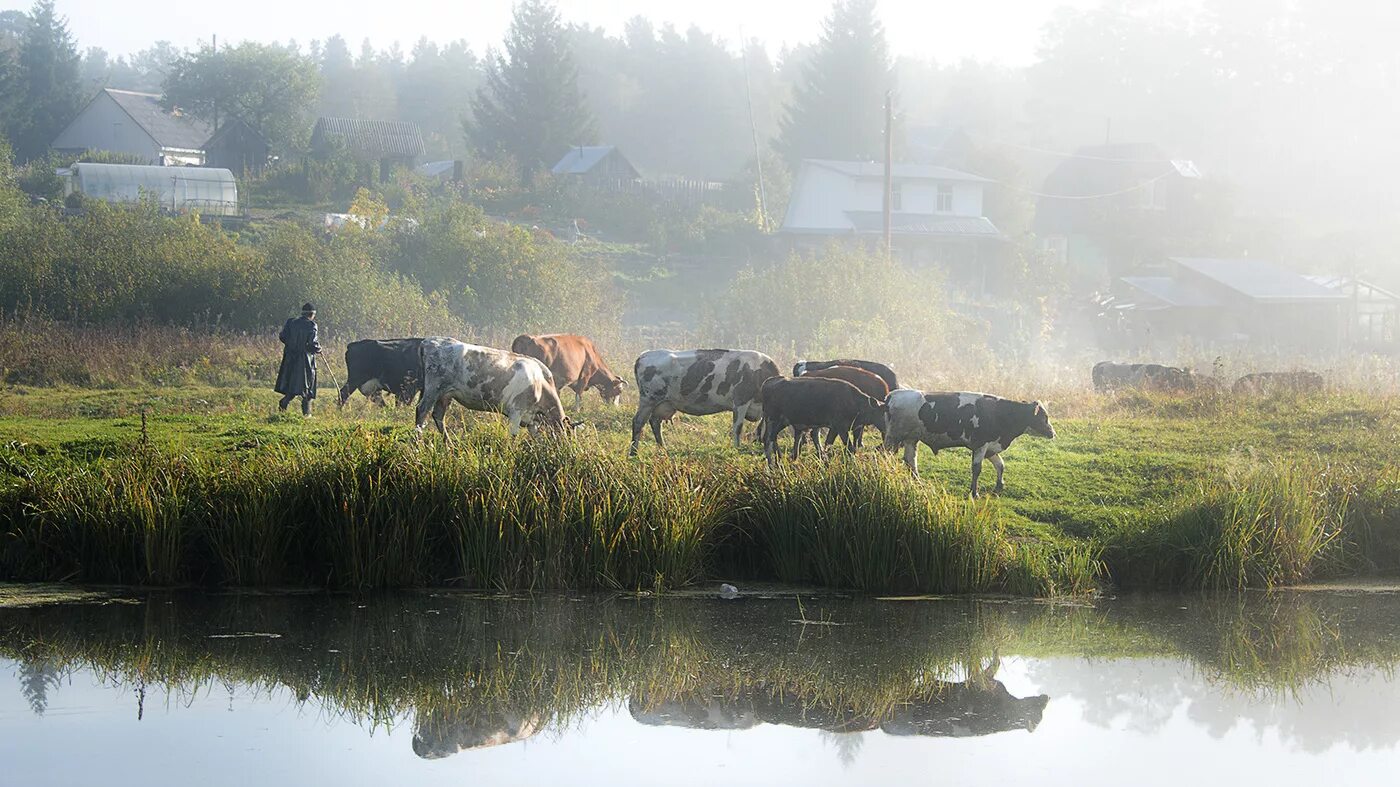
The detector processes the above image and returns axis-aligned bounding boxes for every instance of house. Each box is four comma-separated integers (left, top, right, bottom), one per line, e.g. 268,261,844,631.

310,118,426,181
551,146,641,184
204,118,269,178
51,88,212,166
1106,257,1347,352
61,162,239,217
1034,143,1205,285
779,159,1001,280
1305,275,1400,352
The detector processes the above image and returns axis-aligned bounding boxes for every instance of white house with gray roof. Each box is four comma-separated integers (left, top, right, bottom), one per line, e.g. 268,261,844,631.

780,159,1001,276
51,88,212,166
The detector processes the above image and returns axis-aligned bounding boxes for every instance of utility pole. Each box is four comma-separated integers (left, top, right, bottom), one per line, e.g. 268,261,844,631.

882,89,893,259
211,34,219,136
740,30,769,231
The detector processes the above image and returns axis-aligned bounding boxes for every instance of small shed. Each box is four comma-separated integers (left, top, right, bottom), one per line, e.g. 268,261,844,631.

310,117,426,182
64,163,239,217
204,118,269,178
551,145,640,184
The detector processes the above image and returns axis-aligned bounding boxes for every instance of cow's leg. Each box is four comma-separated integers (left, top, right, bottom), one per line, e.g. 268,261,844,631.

649,414,665,447
790,426,806,461
989,453,1006,493
763,418,778,468
630,403,654,455
970,445,989,499
572,381,584,411
902,442,919,478
835,427,854,456
431,398,451,442
852,425,864,449
731,407,746,449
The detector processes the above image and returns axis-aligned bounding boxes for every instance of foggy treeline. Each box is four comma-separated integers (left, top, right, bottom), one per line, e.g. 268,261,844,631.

0,0,1396,254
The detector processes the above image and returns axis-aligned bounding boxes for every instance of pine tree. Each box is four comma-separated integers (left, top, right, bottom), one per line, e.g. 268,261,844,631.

775,0,892,167
12,0,81,161
469,0,596,184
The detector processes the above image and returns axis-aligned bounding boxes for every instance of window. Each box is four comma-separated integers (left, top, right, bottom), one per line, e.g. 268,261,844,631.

937,183,955,212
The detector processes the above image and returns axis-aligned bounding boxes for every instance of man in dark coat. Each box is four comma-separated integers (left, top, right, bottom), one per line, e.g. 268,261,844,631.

276,303,322,415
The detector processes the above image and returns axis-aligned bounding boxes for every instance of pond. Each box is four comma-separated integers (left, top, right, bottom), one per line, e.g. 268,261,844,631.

2,588,1399,786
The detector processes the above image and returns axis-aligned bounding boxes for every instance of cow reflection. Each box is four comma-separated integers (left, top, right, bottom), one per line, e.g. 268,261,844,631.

412,709,543,760
629,659,1048,737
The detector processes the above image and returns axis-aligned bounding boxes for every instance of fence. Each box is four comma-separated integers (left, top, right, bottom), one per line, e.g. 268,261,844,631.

587,176,727,208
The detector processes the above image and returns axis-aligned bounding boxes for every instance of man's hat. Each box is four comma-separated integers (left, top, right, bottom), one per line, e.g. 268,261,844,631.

301,302,317,313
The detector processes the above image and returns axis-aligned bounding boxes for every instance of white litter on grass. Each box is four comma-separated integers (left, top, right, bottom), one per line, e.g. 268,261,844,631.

208,632,282,639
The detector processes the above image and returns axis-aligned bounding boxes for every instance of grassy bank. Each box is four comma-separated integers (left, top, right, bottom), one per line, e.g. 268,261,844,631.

2,377,1400,594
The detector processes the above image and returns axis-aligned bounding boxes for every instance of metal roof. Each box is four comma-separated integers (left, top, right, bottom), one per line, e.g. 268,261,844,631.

805,159,991,183
551,146,619,175
311,117,426,159
102,89,213,150
841,211,1001,237
417,160,456,177
1172,258,1348,303
1120,276,1222,307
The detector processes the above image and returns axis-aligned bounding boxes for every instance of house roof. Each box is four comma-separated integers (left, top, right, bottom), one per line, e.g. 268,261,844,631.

805,159,990,183
64,88,213,151
1172,258,1348,303
1304,275,1400,303
417,160,456,177
1120,276,1222,307
311,117,426,159
551,146,627,175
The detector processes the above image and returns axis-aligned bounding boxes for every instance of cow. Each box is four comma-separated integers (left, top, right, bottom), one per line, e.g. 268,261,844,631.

884,389,1056,498
759,376,887,466
799,365,891,448
630,349,781,455
880,658,1049,736
510,333,627,409
1092,361,1199,393
338,338,423,407
416,338,568,440
412,709,542,759
794,358,899,390
1233,370,1325,396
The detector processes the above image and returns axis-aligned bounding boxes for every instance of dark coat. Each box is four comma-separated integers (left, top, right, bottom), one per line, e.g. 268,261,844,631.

275,316,321,397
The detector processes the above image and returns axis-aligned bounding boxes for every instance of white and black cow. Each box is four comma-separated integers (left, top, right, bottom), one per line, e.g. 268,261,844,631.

884,389,1056,498
339,338,423,407
416,338,568,439
630,348,781,455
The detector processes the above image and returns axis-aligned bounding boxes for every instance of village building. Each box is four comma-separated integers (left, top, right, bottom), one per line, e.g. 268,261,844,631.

551,146,641,185
50,88,212,166
310,117,426,182
59,162,239,217
203,118,270,178
779,158,1002,283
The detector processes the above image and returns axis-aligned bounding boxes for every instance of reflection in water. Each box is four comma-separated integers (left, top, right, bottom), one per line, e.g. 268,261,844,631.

1,588,1399,769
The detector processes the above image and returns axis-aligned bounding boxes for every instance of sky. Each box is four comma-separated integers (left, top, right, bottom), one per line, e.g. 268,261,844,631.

0,0,1184,65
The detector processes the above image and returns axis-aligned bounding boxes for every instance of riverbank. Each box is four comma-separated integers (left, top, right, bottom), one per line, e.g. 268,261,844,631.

3,383,1399,595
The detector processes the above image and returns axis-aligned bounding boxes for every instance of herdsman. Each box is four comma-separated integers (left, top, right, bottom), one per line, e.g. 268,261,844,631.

276,303,322,415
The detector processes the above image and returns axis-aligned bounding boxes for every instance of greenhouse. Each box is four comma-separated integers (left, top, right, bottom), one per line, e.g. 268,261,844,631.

64,163,240,217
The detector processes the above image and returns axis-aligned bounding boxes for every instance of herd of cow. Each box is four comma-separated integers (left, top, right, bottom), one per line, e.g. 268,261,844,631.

337,335,1320,498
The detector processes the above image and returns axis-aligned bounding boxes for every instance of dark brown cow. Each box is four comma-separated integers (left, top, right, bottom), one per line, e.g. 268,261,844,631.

511,333,626,409
884,389,1055,498
760,376,887,466
1092,361,1199,393
794,358,898,390
1233,371,1325,396
799,365,891,448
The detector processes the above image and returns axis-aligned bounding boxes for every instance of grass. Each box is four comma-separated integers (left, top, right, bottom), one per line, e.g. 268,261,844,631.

2,371,1400,594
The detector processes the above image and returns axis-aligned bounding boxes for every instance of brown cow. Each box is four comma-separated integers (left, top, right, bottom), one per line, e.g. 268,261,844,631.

799,365,891,448
511,333,626,409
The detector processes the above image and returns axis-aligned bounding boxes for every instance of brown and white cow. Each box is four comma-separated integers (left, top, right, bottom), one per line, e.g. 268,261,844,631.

884,389,1055,498
799,365,891,448
630,348,781,455
510,333,626,409
1092,361,1199,393
760,376,887,466
794,358,899,390
416,337,568,440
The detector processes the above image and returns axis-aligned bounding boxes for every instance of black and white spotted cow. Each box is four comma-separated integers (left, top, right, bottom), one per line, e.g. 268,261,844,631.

630,348,781,455
339,338,423,407
884,389,1056,498
416,337,568,440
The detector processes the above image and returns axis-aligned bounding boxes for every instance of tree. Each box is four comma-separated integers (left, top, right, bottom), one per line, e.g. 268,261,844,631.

9,0,82,161
469,0,596,184
162,41,321,152
775,0,891,166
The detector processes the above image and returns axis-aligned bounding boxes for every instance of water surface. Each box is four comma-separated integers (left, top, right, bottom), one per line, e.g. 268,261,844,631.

2,589,1399,786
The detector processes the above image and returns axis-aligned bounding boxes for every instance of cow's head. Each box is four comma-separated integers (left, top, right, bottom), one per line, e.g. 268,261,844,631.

792,361,808,377
1027,401,1055,439
593,374,627,407
857,395,890,436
